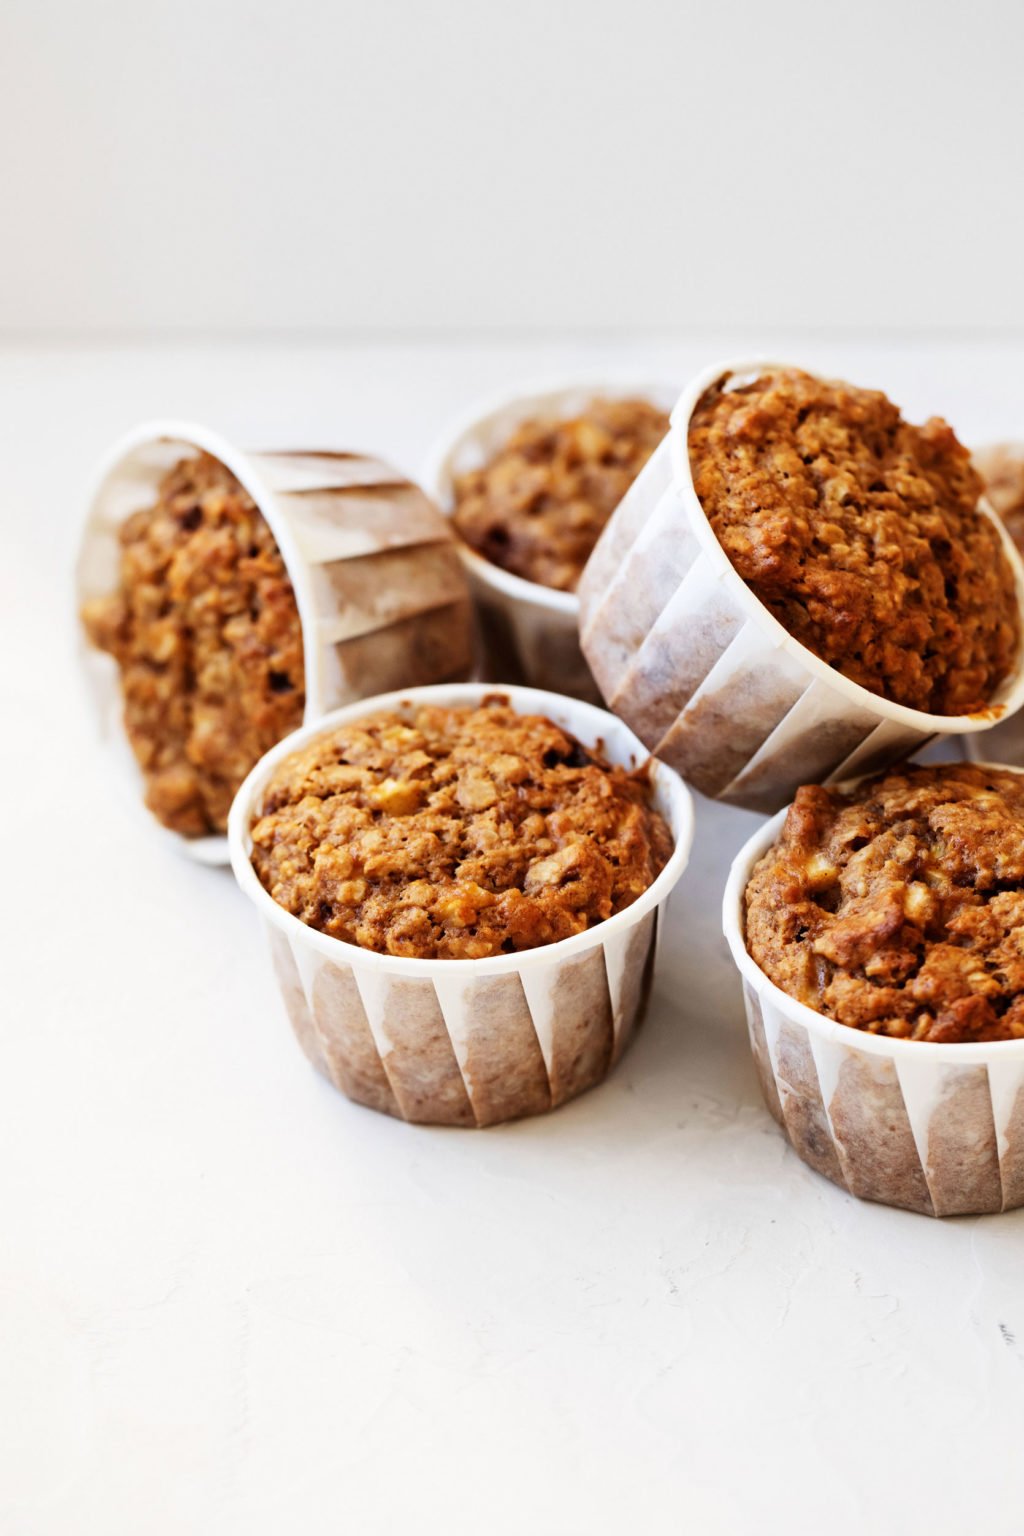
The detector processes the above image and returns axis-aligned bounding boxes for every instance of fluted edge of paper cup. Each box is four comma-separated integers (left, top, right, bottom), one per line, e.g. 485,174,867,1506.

227,681,695,1128
422,380,678,702
722,765,1024,1217
578,358,1024,814
75,420,475,864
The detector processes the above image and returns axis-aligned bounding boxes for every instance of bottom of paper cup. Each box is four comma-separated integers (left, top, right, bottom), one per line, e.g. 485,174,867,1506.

741,982,1024,1216
265,909,659,1127
725,797,1024,1217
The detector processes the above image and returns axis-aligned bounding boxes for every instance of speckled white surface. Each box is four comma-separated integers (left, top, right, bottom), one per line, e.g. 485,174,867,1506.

3,338,1024,1536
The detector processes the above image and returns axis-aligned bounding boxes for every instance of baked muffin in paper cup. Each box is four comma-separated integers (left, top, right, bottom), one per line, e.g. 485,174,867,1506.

723,768,1024,1217
228,682,694,1128
76,420,474,864
423,381,676,703
578,359,1024,814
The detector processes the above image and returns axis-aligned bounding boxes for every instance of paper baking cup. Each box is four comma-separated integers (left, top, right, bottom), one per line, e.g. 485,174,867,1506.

966,713,1024,771
723,775,1024,1216
76,420,474,864
423,381,678,703
228,682,694,1128
578,359,1024,814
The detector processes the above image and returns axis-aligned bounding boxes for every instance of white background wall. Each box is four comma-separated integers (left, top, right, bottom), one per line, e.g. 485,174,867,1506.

2,0,1022,336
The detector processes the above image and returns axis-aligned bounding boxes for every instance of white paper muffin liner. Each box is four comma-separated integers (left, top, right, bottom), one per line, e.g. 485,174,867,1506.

578,359,1024,813
228,682,695,1128
964,444,1024,770
422,381,678,703
723,773,1024,1216
76,420,475,864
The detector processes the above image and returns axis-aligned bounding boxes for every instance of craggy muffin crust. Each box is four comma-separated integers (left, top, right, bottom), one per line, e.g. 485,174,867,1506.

83,453,305,837
251,699,672,959
745,764,1024,1043
452,397,669,592
974,443,1024,556
689,369,1020,715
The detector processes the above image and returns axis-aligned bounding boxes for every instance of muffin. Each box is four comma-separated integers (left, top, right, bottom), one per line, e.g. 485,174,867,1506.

974,442,1024,555
78,422,475,861
229,684,694,1126
452,397,669,594
251,699,672,959
424,384,676,702
745,763,1024,1044
579,360,1024,811
724,762,1024,1216
82,453,305,838
689,370,1019,716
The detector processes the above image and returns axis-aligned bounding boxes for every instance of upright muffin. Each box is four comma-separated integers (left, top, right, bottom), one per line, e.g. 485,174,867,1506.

452,397,668,593
727,760,1024,1216
231,689,693,1129
83,453,304,837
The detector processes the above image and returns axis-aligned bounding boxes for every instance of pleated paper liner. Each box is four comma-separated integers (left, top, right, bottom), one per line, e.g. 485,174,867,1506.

229,683,695,1127
579,360,1024,814
76,421,474,863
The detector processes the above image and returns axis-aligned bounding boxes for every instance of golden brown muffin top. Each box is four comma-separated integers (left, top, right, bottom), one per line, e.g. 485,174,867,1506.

250,699,672,960
689,369,1020,715
452,397,668,592
82,453,305,836
745,763,1024,1043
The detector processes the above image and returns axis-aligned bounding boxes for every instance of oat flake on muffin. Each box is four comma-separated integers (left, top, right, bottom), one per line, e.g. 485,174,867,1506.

745,763,1024,1043
82,452,305,837
689,369,1020,715
250,699,672,960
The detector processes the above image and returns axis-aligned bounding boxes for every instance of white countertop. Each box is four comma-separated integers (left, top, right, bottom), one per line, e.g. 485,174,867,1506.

4,336,1024,1536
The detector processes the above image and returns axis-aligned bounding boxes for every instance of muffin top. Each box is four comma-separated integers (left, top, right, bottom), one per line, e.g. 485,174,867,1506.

689,369,1020,715
745,763,1024,1043
250,699,672,959
82,453,305,836
974,442,1024,556
452,397,668,592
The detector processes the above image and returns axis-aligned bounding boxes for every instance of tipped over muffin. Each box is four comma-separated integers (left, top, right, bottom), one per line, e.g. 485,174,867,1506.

82,453,305,836
689,369,1020,716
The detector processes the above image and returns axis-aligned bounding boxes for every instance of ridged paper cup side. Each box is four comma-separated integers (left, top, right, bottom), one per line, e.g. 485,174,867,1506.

228,682,695,1128
722,771,1024,1217
579,359,1024,814
76,421,475,864
422,381,678,703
